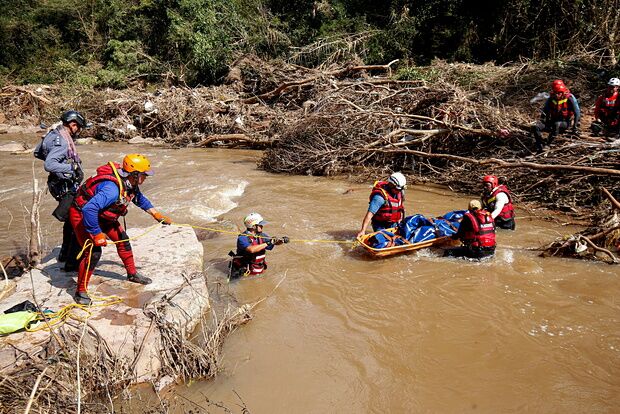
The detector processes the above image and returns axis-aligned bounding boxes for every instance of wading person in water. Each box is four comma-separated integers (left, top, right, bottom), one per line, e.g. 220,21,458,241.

356,172,407,239
229,213,289,279
481,175,516,230
68,154,172,305
444,200,496,260
34,110,88,271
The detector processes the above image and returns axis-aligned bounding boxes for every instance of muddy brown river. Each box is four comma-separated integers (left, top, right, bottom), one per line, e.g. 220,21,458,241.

1,134,619,413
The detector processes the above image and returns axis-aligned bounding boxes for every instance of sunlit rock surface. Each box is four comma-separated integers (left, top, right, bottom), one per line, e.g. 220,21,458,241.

0,225,208,381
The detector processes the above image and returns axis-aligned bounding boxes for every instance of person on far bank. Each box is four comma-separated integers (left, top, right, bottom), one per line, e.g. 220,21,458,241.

591,78,620,138
481,175,515,230
532,80,581,153
443,200,496,260
34,110,89,271
229,213,289,279
356,172,406,239
68,154,173,305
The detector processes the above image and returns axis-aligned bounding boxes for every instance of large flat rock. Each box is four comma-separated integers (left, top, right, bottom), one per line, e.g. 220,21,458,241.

0,225,209,382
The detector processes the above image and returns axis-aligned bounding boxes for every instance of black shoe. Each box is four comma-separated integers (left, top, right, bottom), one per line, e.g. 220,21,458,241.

127,273,152,285
74,291,92,305
63,262,78,272
58,250,68,263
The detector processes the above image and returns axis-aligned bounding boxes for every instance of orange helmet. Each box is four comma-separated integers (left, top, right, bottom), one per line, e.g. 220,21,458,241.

122,154,153,175
482,175,498,188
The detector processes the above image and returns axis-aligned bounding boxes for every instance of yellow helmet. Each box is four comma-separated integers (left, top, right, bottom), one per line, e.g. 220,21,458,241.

122,154,153,175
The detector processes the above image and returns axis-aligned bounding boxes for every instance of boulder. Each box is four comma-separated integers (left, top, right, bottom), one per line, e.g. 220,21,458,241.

0,141,28,152
0,225,209,382
75,137,95,145
128,136,155,145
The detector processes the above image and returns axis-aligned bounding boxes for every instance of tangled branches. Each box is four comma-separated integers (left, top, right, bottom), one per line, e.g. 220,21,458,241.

541,188,620,264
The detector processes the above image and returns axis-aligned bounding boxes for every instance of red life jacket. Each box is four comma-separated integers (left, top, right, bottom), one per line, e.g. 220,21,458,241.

462,210,496,248
234,231,268,276
549,95,574,121
596,92,618,120
482,185,515,220
73,162,134,222
370,181,404,224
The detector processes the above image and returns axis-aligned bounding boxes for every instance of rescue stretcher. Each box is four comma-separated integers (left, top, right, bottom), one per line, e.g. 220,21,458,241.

356,227,454,258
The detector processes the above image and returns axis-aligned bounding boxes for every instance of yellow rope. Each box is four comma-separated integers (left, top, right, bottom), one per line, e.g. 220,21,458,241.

175,223,356,244
30,219,356,333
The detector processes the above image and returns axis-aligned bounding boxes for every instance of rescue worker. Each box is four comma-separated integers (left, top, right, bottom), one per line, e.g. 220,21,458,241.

33,110,88,271
444,200,496,260
229,213,289,279
533,80,581,153
356,172,406,239
68,154,172,305
481,175,515,230
591,78,620,138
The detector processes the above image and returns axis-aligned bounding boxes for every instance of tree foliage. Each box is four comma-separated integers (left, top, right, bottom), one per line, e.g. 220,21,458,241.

1,0,618,87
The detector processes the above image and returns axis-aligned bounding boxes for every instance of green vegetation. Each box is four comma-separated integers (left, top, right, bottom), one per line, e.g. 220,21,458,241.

1,0,618,87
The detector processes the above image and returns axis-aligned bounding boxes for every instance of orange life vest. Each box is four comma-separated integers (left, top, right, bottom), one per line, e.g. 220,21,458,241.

369,181,404,224
482,185,515,220
462,210,496,248
73,162,134,222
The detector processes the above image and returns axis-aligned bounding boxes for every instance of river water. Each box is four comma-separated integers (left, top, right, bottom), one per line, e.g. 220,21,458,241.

1,134,619,413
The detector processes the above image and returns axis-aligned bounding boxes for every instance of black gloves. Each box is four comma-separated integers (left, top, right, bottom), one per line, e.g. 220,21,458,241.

74,164,84,183
268,236,290,246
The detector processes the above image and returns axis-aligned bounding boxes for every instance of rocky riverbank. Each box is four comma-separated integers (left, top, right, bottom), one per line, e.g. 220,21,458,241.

0,225,250,412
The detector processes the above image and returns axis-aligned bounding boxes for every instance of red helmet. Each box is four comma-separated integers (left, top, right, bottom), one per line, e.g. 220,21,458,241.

551,79,565,88
552,81,567,94
482,175,498,188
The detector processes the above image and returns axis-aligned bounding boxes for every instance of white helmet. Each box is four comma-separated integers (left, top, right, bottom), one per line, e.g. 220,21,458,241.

608,78,620,86
243,212,267,228
387,172,407,190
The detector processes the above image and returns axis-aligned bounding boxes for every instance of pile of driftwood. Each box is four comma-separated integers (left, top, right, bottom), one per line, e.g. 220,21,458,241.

0,302,252,413
1,55,618,261
541,188,620,264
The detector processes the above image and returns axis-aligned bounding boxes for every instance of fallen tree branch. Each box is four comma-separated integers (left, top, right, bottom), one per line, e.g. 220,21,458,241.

242,60,405,104
366,149,620,176
194,134,270,148
602,187,620,210
578,235,619,264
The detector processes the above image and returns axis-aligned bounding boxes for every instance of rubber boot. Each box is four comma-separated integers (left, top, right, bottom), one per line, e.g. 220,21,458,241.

74,291,92,306
127,273,152,285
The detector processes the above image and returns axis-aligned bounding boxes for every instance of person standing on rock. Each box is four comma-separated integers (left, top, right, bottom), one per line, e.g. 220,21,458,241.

356,172,406,239
443,200,496,260
532,80,581,153
591,78,620,138
68,154,173,305
34,110,88,271
229,213,289,279
481,175,515,230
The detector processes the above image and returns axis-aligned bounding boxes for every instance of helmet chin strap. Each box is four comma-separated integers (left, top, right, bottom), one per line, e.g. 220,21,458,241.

123,177,133,191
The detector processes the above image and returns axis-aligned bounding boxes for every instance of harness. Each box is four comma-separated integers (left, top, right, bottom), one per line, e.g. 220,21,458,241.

549,95,574,121
462,210,496,248
370,181,404,224
482,185,515,220
232,231,268,276
73,162,134,222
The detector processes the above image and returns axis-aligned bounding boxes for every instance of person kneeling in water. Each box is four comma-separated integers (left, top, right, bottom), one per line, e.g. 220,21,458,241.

443,200,496,260
229,213,289,279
